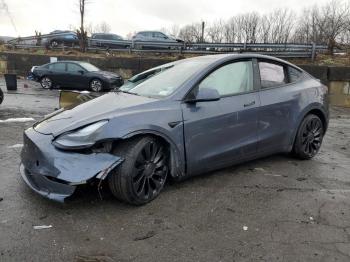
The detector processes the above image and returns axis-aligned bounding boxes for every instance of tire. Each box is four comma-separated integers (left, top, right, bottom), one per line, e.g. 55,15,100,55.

293,114,324,160
50,40,59,48
0,88,4,104
90,79,103,92
40,76,53,89
108,136,169,205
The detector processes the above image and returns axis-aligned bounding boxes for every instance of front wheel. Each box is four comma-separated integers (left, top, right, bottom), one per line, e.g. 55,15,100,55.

293,114,324,159
90,79,103,92
108,136,169,205
40,76,53,89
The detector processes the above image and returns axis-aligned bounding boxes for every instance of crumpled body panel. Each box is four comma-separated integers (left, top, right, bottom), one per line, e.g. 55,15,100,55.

20,128,122,202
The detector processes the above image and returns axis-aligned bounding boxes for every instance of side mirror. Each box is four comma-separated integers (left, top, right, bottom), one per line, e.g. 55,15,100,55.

78,70,85,75
186,88,220,103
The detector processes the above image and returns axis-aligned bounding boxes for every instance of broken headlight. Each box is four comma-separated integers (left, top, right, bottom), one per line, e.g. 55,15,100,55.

53,120,108,150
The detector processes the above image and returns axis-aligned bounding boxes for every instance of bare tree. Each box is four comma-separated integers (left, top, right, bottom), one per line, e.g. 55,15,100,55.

223,17,237,43
77,0,89,52
207,20,225,43
317,0,349,53
178,23,204,43
96,21,111,33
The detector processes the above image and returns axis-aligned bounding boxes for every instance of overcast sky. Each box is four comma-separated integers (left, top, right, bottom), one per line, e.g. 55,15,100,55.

0,0,332,37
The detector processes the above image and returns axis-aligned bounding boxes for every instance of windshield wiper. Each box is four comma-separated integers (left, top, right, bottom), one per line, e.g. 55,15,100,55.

116,90,140,96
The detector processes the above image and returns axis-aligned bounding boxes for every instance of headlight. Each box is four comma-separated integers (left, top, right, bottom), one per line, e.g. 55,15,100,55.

53,120,108,149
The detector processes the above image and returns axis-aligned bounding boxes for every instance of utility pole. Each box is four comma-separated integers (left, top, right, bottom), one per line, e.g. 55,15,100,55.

201,21,205,43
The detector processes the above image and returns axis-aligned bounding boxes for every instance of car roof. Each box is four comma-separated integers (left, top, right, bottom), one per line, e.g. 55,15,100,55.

92,33,119,36
137,31,165,34
47,61,90,65
181,53,303,70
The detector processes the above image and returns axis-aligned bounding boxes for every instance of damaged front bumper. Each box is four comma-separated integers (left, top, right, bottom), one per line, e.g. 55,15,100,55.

20,127,122,202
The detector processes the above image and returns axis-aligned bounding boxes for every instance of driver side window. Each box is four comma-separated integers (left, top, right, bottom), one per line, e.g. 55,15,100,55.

198,60,254,96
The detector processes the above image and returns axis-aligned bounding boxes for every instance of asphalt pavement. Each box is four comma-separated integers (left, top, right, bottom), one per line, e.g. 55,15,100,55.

0,78,350,262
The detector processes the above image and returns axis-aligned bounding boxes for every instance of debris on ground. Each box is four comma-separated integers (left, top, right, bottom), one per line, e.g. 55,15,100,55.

133,231,156,241
0,118,35,123
226,207,236,213
0,197,3,202
7,144,23,149
296,177,307,181
243,226,248,231
33,225,53,230
75,255,116,262
248,167,266,172
39,215,48,220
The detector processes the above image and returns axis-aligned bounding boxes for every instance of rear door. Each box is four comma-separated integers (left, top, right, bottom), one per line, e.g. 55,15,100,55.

257,59,304,154
48,62,67,87
182,59,260,175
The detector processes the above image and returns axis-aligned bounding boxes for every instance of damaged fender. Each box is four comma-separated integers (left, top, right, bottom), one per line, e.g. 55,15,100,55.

20,127,123,202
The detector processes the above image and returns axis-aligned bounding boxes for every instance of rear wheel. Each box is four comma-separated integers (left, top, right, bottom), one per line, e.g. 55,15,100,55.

90,79,103,92
108,136,168,205
293,114,324,159
40,76,53,89
50,40,59,48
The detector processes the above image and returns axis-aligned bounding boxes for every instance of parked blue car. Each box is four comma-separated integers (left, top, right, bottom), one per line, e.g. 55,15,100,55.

20,54,329,205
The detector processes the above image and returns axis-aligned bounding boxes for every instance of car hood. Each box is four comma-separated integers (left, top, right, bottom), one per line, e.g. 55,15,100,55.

34,92,157,136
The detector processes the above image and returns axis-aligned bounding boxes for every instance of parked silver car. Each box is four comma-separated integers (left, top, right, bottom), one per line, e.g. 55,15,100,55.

132,31,183,49
90,33,130,49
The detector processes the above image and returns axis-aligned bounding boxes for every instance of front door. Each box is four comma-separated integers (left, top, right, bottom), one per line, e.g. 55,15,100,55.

66,63,87,89
182,60,260,175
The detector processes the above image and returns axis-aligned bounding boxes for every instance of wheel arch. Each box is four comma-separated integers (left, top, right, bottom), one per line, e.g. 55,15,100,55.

289,104,328,150
116,130,185,179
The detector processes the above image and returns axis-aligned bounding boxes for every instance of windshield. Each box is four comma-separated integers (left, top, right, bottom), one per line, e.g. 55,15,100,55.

80,62,100,72
128,60,208,98
119,64,174,92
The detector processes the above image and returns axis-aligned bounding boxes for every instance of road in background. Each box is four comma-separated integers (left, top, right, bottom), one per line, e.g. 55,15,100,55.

0,78,350,262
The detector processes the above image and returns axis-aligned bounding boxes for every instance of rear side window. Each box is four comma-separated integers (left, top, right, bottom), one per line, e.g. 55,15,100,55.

67,63,82,72
49,63,66,71
259,62,287,88
288,66,302,83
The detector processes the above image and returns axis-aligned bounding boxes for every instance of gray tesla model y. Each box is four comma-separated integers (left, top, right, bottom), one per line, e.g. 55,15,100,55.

20,54,329,205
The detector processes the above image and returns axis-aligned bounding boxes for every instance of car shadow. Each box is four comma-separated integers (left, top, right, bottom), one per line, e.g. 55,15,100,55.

64,153,292,205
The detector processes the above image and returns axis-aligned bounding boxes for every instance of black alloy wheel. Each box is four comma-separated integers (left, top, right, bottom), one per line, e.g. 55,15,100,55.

294,114,324,159
108,136,168,205
132,140,168,199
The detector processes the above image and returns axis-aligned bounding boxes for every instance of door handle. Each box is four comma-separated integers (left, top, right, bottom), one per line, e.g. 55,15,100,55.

244,101,255,107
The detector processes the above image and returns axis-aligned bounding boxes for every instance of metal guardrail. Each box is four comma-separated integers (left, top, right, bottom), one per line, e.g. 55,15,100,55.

6,32,328,60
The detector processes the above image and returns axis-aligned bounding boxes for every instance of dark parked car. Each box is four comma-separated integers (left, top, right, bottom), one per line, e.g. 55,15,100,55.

44,31,79,48
30,61,123,92
20,54,329,205
132,31,183,49
90,33,130,49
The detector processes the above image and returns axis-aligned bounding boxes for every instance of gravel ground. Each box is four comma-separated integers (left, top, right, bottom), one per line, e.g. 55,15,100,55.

0,79,350,262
